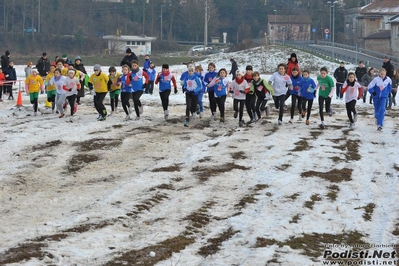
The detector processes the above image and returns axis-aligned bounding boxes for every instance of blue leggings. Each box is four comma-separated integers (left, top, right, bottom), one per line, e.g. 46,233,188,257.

373,97,387,127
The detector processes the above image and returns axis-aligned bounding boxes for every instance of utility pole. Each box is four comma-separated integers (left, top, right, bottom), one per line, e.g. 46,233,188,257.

204,0,208,48
38,0,41,33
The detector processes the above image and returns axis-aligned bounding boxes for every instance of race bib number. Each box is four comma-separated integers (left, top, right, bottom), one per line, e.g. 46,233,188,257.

163,76,169,82
218,85,222,91
235,90,240,96
284,75,290,81
134,76,139,81
257,85,263,92
321,85,326,91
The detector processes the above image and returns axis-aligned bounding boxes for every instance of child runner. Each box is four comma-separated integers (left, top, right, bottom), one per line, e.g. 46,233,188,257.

108,66,122,116
155,64,177,120
25,68,45,116
49,68,67,118
341,72,362,128
118,65,134,120
25,62,33,78
367,68,392,131
204,62,218,119
64,69,81,119
316,67,335,129
299,70,317,125
146,62,157,95
0,68,5,102
388,69,398,108
252,71,274,121
360,68,374,104
183,65,202,126
130,60,149,120
289,67,303,123
244,65,256,122
230,69,249,127
195,65,205,118
44,64,57,113
268,63,293,125
88,64,109,121
206,68,229,122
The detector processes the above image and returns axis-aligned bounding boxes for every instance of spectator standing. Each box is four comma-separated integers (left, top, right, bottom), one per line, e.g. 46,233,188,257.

73,56,87,104
36,52,51,79
120,48,138,69
333,62,348,99
229,58,238,80
1,51,10,70
355,61,367,85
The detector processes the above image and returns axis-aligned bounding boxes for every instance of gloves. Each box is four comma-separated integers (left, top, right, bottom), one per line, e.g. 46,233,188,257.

239,90,245,94
63,85,68,91
68,88,72,92
77,83,81,90
174,87,178,94
372,92,376,96
142,83,146,89
182,88,187,94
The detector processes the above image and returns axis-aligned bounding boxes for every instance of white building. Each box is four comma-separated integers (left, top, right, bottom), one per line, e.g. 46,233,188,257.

102,35,156,55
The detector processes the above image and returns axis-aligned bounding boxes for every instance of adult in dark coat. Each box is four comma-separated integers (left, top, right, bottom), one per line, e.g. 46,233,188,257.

120,48,138,69
382,56,394,79
36,52,51,78
229,58,238,80
3,61,17,100
333,62,348,99
1,51,10,70
73,56,87,104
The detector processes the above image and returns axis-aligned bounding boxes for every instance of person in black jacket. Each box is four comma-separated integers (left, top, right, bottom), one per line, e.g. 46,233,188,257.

3,61,17,100
73,56,87,103
382,56,394,79
229,58,238,80
333,62,348,99
120,48,138,69
1,51,10,70
36,52,51,78
355,61,367,85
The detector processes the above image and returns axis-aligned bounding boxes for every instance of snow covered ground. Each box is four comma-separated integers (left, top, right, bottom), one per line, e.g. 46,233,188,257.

0,46,398,266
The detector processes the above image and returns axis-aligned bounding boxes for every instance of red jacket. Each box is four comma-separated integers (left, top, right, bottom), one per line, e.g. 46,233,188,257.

286,60,300,76
0,73,5,86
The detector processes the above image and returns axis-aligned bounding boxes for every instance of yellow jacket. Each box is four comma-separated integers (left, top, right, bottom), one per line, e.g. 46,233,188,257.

109,73,122,92
45,72,56,91
25,75,44,93
89,72,109,93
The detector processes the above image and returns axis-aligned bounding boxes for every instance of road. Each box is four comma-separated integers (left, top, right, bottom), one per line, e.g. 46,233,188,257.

310,44,389,69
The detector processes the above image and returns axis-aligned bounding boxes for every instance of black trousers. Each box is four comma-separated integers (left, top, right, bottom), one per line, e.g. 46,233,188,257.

318,96,331,122
95,92,107,117
346,99,357,123
208,91,217,114
274,94,286,121
290,94,302,119
245,94,255,119
215,95,226,118
301,99,314,120
234,99,245,121
121,92,131,115
132,91,143,117
66,94,77,116
160,90,171,111
185,92,198,120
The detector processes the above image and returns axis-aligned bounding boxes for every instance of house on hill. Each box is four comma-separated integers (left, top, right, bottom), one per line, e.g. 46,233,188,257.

102,34,156,55
351,0,399,54
387,14,399,55
268,15,311,42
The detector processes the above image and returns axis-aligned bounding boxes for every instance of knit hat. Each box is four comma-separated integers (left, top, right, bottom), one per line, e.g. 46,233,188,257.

93,64,101,71
5,51,10,56
246,65,253,71
162,64,169,69
31,67,38,73
290,53,297,59
235,69,244,76
126,48,132,53
75,56,82,61
61,54,67,59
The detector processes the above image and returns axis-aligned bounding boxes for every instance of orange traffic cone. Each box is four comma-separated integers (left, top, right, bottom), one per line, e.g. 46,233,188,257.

16,90,23,107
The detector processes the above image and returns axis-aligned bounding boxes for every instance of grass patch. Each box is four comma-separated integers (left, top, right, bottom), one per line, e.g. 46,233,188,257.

104,235,195,266
66,153,101,174
330,156,343,162
304,194,322,209
77,138,123,152
326,185,340,202
254,184,269,191
290,214,301,223
230,151,247,160
392,223,399,236
332,139,361,161
291,138,312,151
149,183,174,191
198,156,211,163
151,164,181,172
394,164,399,172
197,227,239,257
355,203,376,221
191,163,250,182
286,193,300,201
301,168,352,182
32,140,62,152
275,164,291,171
255,231,367,259
309,131,323,139
182,201,216,235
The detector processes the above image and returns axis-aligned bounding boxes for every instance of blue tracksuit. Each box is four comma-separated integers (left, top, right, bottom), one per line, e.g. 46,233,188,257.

204,71,218,93
368,76,392,127
299,77,317,100
213,77,229,98
183,74,202,95
290,75,303,96
118,74,133,93
130,69,146,92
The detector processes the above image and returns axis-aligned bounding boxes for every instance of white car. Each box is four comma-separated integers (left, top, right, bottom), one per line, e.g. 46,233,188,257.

190,45,213,52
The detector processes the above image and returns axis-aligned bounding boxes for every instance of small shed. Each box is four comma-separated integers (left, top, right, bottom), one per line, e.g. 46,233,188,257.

102,35,157,55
